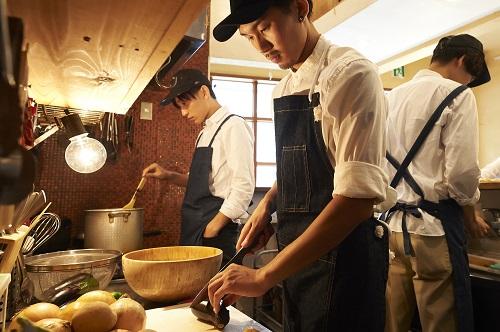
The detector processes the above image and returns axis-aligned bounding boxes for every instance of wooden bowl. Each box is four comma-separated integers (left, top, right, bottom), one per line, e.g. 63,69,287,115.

122,246,222,302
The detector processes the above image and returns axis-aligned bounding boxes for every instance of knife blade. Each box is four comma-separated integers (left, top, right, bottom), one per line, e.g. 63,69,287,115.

190,244,253,307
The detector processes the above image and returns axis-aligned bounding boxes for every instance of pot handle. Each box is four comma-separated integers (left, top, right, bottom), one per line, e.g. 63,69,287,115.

108,211,131,223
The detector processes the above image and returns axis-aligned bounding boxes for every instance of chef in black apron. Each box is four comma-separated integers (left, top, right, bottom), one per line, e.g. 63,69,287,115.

143,69,255,267
208,1,391,331
383,35,491,332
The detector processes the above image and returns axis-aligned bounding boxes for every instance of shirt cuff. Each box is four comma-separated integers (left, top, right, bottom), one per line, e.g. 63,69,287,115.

333,161,389,203
220,201,249,222
453,188,480,206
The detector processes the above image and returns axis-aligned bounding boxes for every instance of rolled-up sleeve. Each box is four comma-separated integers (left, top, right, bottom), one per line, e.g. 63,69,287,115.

219,119,255,220
441,90,480,206
323,59,389,203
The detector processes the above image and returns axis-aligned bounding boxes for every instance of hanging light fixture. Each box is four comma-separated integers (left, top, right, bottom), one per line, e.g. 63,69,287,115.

60,110,107,173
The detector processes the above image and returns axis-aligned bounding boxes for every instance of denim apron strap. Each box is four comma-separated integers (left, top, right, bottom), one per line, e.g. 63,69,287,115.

419,199,474,332
386,84,469,256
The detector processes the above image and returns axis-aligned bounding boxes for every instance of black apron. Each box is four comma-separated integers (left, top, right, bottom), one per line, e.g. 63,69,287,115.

274,92,388,332
180,114,238,267
384,84,474,332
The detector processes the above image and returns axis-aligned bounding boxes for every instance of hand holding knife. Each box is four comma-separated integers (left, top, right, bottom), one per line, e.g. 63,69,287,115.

190,238,257,329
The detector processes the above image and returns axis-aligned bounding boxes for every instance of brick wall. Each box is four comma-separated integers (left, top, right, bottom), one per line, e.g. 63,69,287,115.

34,43,208,249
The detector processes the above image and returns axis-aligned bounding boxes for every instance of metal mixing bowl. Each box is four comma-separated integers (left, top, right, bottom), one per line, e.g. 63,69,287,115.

25,249,121,301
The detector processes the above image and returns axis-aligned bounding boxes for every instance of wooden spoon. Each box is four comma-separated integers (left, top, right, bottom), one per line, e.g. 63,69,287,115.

123,177,147,209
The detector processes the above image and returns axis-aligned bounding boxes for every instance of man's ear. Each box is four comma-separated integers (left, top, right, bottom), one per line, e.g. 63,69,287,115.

296,0,310,20
199,85,210,100
456,54,467,68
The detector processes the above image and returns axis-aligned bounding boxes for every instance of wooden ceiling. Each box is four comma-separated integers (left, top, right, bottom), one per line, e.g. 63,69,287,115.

7,0,209,114
311,0,342,21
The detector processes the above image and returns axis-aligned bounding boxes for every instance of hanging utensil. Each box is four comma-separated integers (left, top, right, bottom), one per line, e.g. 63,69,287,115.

123,177,147,209
125,115,134,152
110,113,118,160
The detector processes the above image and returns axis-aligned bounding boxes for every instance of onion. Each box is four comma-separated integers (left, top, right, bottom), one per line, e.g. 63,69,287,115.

77,290,116,305
20,303,61,322
110,298,146,331
35,318,72,332
7,314,27,332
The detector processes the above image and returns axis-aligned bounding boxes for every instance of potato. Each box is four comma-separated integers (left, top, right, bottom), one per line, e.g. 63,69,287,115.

72,302,117,332
77,290,116,305
59,301,86,321
22,303,60,321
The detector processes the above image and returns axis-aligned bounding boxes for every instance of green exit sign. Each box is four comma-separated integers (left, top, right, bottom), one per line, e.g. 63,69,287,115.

393,66,405,78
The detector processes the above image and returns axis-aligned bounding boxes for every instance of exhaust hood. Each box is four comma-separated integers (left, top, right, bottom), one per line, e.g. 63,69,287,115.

153,8,207,89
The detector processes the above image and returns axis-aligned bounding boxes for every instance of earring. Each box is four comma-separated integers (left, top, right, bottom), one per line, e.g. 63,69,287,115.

298,16,304,22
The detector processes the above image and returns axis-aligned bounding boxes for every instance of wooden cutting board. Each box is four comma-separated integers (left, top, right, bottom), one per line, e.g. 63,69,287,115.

145,303,270,332
468,254,500,276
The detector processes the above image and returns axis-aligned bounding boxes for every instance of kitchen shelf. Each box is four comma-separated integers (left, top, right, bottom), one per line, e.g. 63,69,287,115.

479,182,500,190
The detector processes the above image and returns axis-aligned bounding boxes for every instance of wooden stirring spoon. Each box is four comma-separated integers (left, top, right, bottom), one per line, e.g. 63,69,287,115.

123,177,147,209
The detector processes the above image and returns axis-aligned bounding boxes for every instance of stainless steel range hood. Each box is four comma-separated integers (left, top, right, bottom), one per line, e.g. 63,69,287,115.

154,8,207,88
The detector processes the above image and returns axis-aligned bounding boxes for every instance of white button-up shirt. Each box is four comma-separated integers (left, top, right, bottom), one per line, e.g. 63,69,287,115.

273,36,390,203
196,106,255,221
481,157,500,179
385,69,481,236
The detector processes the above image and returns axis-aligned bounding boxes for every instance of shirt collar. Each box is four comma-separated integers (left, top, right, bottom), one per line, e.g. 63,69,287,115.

290,36,330,79
414,69,443,80
205,106,229,128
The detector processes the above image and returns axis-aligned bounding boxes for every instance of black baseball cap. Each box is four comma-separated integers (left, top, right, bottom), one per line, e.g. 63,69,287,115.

435,34,490,87
160,69,211,106
213,0,273,42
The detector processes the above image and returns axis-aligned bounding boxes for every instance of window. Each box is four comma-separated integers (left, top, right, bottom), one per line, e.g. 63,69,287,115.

212,76,278,188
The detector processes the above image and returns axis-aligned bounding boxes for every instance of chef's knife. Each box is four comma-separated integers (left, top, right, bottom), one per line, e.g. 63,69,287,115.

190,242,254,307
189,244,253,329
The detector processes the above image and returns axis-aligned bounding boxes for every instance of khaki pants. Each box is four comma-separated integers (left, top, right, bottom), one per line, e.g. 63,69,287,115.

386,232,457,332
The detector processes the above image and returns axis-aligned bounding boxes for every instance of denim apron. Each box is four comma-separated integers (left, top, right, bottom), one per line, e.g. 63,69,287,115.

180,114,238,266
274,47,388,332
385,86,474,332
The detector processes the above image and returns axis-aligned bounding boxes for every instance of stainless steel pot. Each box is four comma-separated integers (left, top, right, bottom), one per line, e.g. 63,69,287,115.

84,208,143,253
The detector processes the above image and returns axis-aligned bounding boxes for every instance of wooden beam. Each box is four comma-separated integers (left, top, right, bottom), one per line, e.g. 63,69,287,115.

311,0,341,22
314,0,376,34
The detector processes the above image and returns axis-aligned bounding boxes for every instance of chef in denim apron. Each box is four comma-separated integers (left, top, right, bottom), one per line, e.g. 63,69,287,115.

207,1,391,331
143,69,255,267
271,47,389,331
180,114,242,265
384,35,491,332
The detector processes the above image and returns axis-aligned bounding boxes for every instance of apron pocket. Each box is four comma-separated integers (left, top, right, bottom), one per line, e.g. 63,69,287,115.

279,145,311,212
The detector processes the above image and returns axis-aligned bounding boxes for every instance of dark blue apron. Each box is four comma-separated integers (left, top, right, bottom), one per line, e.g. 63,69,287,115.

274,92,388,332
384,84,473,332
180,114,238,266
